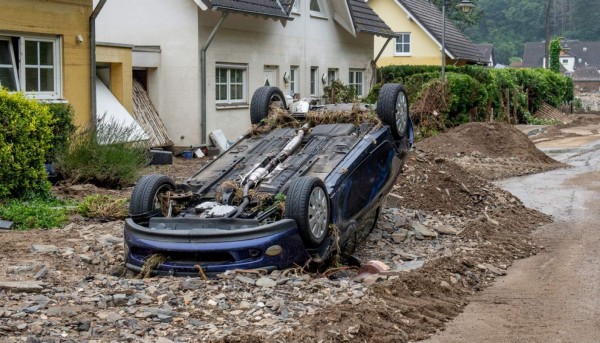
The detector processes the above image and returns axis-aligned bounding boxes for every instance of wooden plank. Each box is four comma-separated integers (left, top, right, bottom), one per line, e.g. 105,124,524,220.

132,80,173,147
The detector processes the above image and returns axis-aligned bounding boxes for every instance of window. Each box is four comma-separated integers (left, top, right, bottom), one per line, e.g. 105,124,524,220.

562,59,569,64
395,33,411,55
310,67,318,96
290,66,298,96
348,69,364,96
0,34,61,99
215,64,247,103
292,0,300,13
327,68,338,85
310,0,327,17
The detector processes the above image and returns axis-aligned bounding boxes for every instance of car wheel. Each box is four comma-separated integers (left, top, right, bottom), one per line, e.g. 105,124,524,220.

129,174,175,217
250,86,287,125
285,176,330,248
376,83,410,140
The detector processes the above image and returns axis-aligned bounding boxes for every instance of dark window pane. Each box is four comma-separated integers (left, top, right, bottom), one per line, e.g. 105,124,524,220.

216,84,226,100
25,41,38,65
0,41,12,65
231,84,243,100
40,68,54,91
310,0,321,12
25,68,38,91
405,34,410,43
0,68,18,91
39,42,53,66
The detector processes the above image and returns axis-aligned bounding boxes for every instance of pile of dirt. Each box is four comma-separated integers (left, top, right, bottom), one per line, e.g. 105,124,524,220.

418,122,563,180
532,114,600,143
266,151,551,343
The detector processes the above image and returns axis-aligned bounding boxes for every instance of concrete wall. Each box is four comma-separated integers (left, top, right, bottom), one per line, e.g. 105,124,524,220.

96,0,375,146
371,0,450,67
0,0,92,126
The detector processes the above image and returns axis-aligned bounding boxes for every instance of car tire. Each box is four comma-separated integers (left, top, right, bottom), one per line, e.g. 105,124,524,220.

129,174,175,217
285,176,330,248
250,86,287,125
376,83,410,140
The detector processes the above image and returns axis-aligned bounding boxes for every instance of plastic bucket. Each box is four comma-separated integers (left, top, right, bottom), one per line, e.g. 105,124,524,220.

182,150,193,160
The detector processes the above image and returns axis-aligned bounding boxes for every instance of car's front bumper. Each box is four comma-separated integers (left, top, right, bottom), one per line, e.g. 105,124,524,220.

124,217,310,277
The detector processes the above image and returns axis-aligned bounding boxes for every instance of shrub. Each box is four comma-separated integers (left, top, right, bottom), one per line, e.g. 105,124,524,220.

45,103,75,162
323,80,357,103
58,118,150,188
0,197,70,230
0,89,53,199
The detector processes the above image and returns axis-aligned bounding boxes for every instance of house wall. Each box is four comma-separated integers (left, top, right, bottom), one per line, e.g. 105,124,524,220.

201,5,375,143
96,45,133,114
0,0,92,126
95,0,199,146
96,0,375,146
574,81,600,93
371,0,444,67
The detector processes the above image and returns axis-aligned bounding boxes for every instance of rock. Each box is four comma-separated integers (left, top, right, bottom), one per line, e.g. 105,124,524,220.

435,225,460,235
391,230,408,243
440,281,451,289
255,277,276,288
78,320,91,331
31,244,59,254
113,293,128,305
34,266,48,280
483,263,507,276
362,274,383,285
156,338,174,343
46,306,80,317
410,221,438,238
385,193,404,208
0,281,43,293
394,217,407,228
235,275,256,285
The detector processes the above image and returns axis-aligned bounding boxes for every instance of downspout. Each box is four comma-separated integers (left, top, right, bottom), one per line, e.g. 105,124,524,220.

90,0,108,124
200,12,229,145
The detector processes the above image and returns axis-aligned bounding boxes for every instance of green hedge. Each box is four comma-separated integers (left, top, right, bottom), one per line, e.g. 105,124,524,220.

46,103,76,162
369,65,574,128
0,89,54,198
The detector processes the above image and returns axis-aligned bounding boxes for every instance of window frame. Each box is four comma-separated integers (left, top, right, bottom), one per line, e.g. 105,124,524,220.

290,66,299,96
215,63,247,104
0,34,62,99
327,68,338,86
394,33,411,56
310,0,329,18
0,37,19,91
310,67,318,96
291,0,300,14
348,69,364,97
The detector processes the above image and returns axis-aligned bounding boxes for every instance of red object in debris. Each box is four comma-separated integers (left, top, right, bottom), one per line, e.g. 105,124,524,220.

357,260,390,277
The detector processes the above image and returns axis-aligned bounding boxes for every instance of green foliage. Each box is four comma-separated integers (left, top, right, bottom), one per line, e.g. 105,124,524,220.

58,118,150,188
0,197,70,230
549,37,562,73
374,65,572,134
0,89,53,199
323,80,357,103
523,111,560,125
45,103,75,162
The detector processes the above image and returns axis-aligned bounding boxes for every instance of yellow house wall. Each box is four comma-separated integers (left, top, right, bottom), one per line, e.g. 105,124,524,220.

96,45,133,114
0,0,92,126
371,0,451,67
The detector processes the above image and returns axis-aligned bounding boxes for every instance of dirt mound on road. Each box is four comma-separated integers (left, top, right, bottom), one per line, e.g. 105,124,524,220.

417,122,563,180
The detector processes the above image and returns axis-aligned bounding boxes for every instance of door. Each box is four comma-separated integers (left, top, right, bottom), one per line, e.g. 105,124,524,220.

264,66,278,87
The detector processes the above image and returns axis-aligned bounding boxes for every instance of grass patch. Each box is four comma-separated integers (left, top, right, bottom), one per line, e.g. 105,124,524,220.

0,197,71,230
77,195,128,220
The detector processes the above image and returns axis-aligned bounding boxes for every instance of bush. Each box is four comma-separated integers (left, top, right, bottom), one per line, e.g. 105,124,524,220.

0,89,54,199
323,80,357,103
45,103,75,162
58,118,150,188
0,197,70,230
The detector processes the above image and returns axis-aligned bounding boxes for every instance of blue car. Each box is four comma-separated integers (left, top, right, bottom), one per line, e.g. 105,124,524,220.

124,83,413,276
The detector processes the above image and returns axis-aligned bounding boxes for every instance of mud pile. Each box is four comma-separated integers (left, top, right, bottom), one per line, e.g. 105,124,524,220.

417,122,563,180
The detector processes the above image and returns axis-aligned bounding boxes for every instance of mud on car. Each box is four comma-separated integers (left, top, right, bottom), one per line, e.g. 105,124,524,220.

124,83,413,276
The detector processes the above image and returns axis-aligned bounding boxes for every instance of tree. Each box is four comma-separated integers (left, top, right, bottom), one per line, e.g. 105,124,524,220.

549,37,562,73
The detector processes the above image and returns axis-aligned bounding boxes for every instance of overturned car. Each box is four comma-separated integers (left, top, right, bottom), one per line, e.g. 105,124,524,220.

124,83,413,276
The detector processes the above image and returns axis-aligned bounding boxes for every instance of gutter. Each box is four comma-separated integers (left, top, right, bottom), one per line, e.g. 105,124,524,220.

90,0,108,124
200,11,229,145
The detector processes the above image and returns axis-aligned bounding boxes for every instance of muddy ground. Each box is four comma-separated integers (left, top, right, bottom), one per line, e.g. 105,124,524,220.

1,118,598,342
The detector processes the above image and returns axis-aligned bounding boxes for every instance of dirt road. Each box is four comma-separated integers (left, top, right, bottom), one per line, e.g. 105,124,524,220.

425,129,600,342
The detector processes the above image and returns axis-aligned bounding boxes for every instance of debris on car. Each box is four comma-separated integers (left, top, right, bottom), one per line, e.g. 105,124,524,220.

124,83,414,276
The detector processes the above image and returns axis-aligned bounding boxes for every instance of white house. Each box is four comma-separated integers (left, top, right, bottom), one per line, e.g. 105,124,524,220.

95,0,394,147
